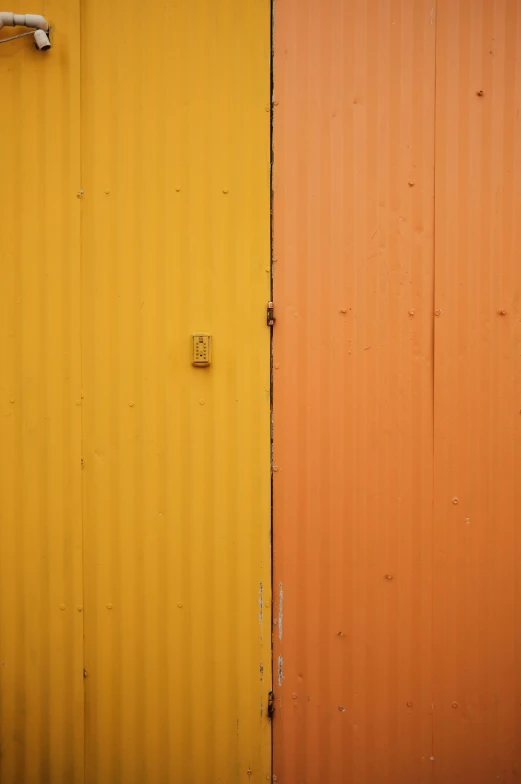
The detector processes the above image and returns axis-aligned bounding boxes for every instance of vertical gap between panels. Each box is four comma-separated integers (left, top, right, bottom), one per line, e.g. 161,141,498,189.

269,0,275,778
431,0,439,772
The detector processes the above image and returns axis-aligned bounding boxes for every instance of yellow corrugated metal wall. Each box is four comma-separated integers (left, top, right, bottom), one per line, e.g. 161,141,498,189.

1,1,271,782
0,3,84,782
80,1,271,781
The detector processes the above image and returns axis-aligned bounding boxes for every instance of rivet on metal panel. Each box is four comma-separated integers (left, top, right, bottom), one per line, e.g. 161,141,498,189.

10,398,15,403
338,705,345,712
452,497,459,505
499,309,507,315
273,619,278,625
340,308,347,314
408,181,415,187
435,309,442,317
273,101,279,106
452,702,458,708
222,188,229,194
466,518,471,525
199,400,205,406
76,399,81,405
177,602,183,608
272,776,278,781
175,187,181,192
107,604,112,610
273,466,279,472
265,106,270,112
430,757,435,761
291,693,297,699
409,310,415,317
274,364,280,369
407,701,413,707
476,90,484,96
104,189,110,194
77,606,83,612
59,604,65,610
337,631,345,637
128,401,134,407
384,574,393,580
76,189,84,198
247,768,253,776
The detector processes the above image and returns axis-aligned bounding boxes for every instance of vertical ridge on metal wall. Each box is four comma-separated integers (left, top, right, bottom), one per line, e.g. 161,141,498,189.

0,3,84,782
433,1,521,779
273,1,436,781
80,1,271,781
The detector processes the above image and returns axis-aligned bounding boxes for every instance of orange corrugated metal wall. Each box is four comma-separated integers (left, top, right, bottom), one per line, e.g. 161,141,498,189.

273,0,521,782
433,1,521,779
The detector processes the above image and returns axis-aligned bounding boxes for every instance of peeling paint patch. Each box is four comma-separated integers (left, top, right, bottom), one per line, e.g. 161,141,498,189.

278,582,283,641
278,655,284,687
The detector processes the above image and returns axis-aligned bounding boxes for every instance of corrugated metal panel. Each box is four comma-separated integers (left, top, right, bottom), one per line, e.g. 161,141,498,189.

0,3,84,783
272,1,436,781
80,1,271,782
433,1,521,779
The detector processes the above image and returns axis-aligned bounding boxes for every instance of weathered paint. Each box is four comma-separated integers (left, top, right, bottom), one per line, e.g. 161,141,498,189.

273,0,521,782
433,1,521,780
0,3,84,782
80,1,271,781
272,0,436,781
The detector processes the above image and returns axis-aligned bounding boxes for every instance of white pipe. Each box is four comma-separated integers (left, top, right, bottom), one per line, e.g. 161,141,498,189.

0,11,48,31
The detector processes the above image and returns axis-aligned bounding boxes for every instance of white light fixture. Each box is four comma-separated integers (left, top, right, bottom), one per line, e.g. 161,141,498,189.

0,11,51,50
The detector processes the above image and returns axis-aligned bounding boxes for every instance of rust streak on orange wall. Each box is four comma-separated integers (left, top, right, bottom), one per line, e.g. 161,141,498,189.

273,1,436,781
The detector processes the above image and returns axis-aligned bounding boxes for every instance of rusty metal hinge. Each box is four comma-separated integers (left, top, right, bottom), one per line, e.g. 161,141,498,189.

267,301,274,327
267,690,275,720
